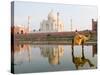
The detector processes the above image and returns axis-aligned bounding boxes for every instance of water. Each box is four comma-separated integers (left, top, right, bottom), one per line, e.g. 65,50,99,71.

12,43,97,73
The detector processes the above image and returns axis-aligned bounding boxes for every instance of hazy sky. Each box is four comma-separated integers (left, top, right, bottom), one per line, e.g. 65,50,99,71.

14,1,97,31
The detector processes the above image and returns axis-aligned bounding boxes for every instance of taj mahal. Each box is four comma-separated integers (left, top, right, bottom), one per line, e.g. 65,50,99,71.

40,10,64,32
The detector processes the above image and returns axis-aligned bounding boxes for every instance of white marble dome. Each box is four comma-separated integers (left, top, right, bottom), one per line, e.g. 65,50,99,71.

48,10,57,21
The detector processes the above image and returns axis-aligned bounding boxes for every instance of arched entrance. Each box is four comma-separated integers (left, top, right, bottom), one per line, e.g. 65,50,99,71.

21,30,24,34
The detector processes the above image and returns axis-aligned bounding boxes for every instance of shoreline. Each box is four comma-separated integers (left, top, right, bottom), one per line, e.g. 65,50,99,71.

14,40,97,45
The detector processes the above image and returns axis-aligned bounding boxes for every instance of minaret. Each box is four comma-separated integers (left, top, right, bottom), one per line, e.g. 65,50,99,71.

28,16,31,33
57,12,59,32
70,19,72,31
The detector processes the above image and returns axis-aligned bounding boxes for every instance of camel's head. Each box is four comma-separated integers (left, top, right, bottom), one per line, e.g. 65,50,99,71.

85,31,92,40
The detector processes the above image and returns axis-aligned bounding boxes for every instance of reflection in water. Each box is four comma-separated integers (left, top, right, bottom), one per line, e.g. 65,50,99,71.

40,45,64,65
92,44,97,57
71,45,94,69
12,43,97,73
14,44,32,64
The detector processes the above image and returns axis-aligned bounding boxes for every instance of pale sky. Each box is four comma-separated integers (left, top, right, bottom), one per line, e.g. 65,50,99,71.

14,1,97,31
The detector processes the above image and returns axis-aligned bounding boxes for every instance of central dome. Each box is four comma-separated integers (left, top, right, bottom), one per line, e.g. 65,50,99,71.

48,10,57,21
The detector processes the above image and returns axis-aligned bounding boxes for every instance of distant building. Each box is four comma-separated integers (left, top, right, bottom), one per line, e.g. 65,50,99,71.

40,10,64,32
92,19,97,32
12,25,29,34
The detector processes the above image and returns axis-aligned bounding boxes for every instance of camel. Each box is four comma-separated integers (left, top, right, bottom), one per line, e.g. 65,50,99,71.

71,31,94,69
72,31,91,48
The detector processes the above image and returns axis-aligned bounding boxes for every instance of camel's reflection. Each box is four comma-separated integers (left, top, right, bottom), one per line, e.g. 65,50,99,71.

71,45,94,69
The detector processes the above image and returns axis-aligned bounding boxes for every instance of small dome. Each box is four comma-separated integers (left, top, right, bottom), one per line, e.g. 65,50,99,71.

48,10,57,21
